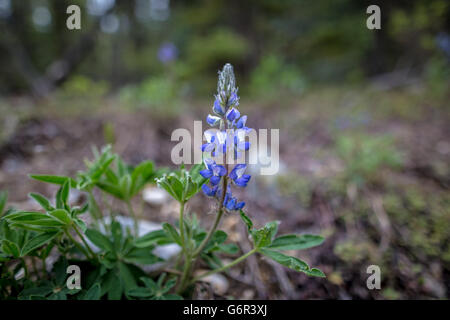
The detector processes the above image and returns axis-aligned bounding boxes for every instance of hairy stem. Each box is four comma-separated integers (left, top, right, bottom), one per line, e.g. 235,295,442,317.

191,248,257,284
177,201,195,293
193,176,228,258
87,190,102,227
177,177,228,294
126,199,139,237
177,252,192,294
73,224,98,261
179,202,186,251
64,229,92,260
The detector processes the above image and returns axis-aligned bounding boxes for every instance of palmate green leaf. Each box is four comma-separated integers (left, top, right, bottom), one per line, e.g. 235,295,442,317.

86,147,116,181
8,223,60,233
29,193,54,211
124,247,163,265
118,261,138,292
268,234,324,251
101,269,121,300
1,239,20,258
156,164,206,203
48,209,72,225
72,203,89,216
156,174,184,203
183,164,207,201
0,190,8,217
127,287,152,298
201,252,223,269
204,230,227,253
183,175,199,201
305,268,326,277
130,161,155,197
56,180,70,210
85,228,113,252
53,256,69,285
104,167,119,184
128,275,182,300
239,210,253,231
251,221,279,248
162,223,182,245
5,211,65,227
82,283,102,300
29,174,77,188
19,285,53,299
134,229,169,248
140,276,159,292
119,175,132,199
161,276,177,293
189,163,207,185
111,221,124,251
160,294,183,300
20,232,58,256
117,157,130,177
76,145,116,191
259,248,325,277
95,181,125,200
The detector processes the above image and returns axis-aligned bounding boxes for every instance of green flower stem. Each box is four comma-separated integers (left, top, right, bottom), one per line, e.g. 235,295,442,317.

177,201,195,293
193,176,228,258
73,224,98,261
87,190,102,227
177,177,228,294
177,252,193,294
64,229,92,260
126,199,139,237
191,248,257,284
179,202,186,251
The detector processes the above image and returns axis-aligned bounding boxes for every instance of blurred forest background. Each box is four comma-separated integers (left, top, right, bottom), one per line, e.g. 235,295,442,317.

0,0,449,299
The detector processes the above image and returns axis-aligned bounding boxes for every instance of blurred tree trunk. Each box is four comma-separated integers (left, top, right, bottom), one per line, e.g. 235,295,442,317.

0,1,114,100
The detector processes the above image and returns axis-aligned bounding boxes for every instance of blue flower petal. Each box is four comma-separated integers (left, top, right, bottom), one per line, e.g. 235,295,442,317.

210,175,221,185
236,202,245,210
228,92,239,107
199,169,213,179
226,108,240,122
202,184,217,197
206,114,221,126
226,198,236,210
217,165,227,176
236,115,247,129
213,99,224,115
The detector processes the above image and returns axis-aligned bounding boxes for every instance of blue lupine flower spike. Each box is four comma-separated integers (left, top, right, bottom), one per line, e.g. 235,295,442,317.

201,63,253,211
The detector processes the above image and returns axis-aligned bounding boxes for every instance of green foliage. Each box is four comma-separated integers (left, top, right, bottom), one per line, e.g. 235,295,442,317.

268,234,325,251
249,54,307,99
18,258,80,300
156,164,207,204
336,133,404,186
60,75,108,99
118,76,181,115
239,210,325,278
127,274,182,300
